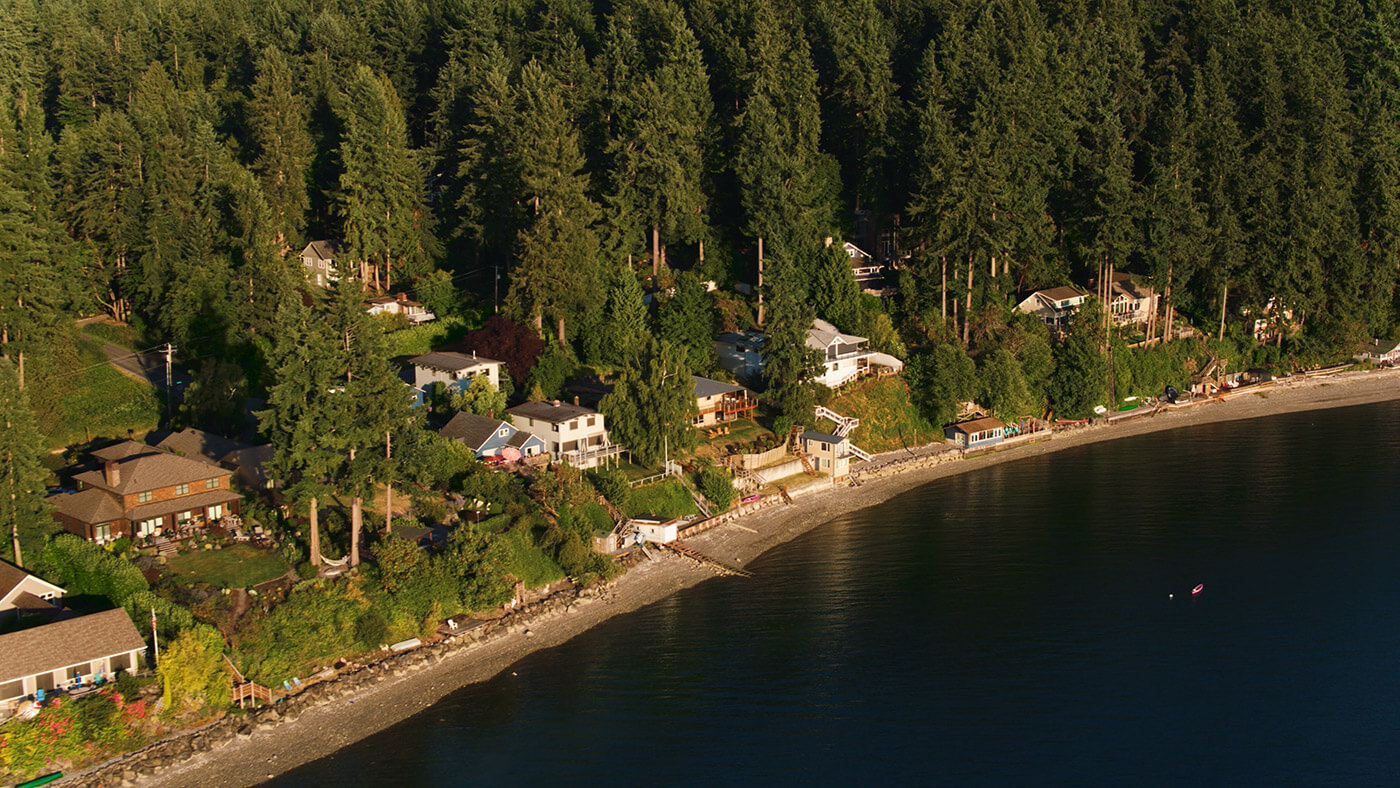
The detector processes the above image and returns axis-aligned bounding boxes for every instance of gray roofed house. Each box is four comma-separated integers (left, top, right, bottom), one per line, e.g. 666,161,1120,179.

691,375,756,428
439,412,546,460
1355,338,1400,365
1016,286,1089,330
409,351,502,406
0,608,147,714
301,240,338,288
506,401,619,468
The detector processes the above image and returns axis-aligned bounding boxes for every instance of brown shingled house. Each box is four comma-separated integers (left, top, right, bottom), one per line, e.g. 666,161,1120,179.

49,441,241,544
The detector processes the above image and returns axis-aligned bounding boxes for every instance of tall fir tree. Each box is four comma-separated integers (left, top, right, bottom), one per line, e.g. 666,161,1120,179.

0,356,50,567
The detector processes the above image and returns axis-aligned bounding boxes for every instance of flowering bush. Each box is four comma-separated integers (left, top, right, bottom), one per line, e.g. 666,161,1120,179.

0,689,149,783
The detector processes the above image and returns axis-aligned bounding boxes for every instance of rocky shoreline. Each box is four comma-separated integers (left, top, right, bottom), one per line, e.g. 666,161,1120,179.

59,366,1400,788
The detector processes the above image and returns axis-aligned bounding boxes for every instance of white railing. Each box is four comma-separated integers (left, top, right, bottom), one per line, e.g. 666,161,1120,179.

848,444,872,462
814,405,860,437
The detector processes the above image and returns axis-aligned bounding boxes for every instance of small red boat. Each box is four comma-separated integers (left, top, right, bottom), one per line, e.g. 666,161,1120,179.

1191,584,1205,595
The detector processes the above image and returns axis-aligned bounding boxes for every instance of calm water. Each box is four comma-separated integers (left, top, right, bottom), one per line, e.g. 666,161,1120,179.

273,402,1400,786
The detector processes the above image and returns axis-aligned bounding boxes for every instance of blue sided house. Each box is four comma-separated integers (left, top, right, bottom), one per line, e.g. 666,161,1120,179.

944,416,1007,449
438,412,545,461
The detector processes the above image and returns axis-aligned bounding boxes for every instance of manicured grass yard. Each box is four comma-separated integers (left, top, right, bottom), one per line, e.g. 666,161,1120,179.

165,544,290,588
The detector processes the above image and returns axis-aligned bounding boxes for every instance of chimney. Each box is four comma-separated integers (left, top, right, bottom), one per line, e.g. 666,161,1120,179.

824,236,834,248
104,460,121,488
552,400,561,407
573,396,580,406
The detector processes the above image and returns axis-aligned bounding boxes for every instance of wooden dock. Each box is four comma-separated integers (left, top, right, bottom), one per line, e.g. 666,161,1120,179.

662,541,752,577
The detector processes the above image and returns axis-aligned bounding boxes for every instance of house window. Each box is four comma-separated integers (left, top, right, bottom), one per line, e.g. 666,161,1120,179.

94,523,112,543
176,510,192,523
499,428,510,437
137,491,153,503
207,504,224,520
175,483,190,496
205,478,219,490
137,517,163,537
587,416,596,427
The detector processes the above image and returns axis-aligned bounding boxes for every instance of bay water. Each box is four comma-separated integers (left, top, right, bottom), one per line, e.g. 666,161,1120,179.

272,401,1400,785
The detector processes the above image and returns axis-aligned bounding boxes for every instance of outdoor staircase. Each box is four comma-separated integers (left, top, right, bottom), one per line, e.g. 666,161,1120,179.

848,444,872,462
788,425,819,476
814,405,860,438
152,537,178,557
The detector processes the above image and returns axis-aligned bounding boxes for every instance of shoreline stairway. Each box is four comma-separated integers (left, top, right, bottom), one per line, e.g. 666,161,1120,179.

814,405,860,438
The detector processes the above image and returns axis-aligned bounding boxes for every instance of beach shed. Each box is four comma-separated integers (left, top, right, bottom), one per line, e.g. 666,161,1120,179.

945,417,1007,449
628,515,682,544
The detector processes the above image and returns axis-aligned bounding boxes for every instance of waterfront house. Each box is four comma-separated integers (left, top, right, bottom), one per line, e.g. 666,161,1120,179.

1016,286,1089,330
800,430,853,479
945,417,1007,449
843,241,890,294
0,608,147,719
0,561,66,624
438,412,546,461
1107,273,1158,328
365,293,436,325
50,441,240,544
300,240,337,288
1354,338,1400,365
805,319,904,389
714,330,766,380
409,351,502,406
506,400,621,469
692,376,756,428
627,515,682,545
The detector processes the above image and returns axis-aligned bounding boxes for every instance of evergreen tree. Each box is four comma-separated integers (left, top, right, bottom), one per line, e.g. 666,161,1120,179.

247,46,312,251
600,336,696,467
810,242,862,330
655,270,716,374
337,65,433,292
0,356,50,567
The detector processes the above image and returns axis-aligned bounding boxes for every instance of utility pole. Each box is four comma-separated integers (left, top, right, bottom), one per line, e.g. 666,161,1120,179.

163,343,175,422
494,264,500,314
150,607,159,667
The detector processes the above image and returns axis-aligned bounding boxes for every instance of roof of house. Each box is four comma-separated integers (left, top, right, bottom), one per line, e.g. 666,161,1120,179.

1109,273,1153,301
50,487,125,525
948,416,1007,434
801,430,845,445
806,319,867,351
0,561,64,604
301,240,335,261
365,293,424,307
0,608,146,681
505,431,541,449
843,241,872,260
409,351,501,373
156,428,248,465
508,400,596,424
74,442,229,495
439,412,505,450
220,444,273,471
691,375,746,399
1037,286,1088,302
1358,338,1400,356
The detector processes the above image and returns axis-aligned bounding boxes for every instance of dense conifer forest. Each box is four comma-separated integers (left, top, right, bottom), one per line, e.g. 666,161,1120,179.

2,0,1398,428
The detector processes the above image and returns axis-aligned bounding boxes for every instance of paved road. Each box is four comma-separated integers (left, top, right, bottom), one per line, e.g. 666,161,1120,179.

96,340,190,391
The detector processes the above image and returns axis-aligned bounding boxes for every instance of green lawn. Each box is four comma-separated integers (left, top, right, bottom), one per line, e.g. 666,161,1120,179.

821,377,936,453
382,314,479,357
42,337,162,448
623,478,698,519
165,544,290,588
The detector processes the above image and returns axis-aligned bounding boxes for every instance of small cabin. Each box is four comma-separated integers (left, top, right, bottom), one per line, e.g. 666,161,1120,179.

945,417,1007,449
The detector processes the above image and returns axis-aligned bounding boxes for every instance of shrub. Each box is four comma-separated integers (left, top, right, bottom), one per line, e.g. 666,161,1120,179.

697,466,735,513
586,468,631,510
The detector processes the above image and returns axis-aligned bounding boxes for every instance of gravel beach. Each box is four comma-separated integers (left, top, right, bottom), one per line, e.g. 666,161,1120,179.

111,367,1400,788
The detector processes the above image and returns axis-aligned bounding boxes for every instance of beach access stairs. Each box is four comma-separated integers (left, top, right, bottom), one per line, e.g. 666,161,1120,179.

814,405,860,438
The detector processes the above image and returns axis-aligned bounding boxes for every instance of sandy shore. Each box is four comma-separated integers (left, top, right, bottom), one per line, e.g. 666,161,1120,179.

116,367,1400,788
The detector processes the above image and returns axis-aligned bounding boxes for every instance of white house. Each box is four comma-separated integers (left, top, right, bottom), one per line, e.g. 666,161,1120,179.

301,240,337,288
627,515,682,544
1107,273,1158,327
0,562,66,624
365,293,436,325
506,400,621,469
806,319,904,389
1355,338,1400,365
409,352,502,406
1016,286,1089,329
0,609,147,718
